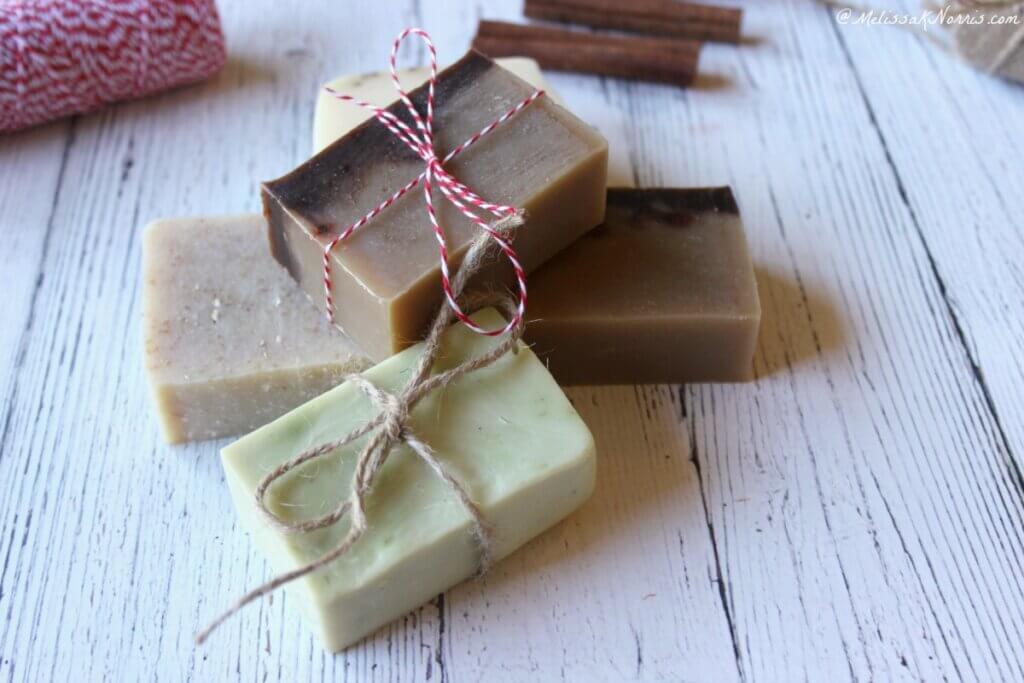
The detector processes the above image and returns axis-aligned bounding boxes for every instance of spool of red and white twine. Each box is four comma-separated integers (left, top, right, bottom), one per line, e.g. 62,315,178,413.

322,28,544,337
0,0,226,134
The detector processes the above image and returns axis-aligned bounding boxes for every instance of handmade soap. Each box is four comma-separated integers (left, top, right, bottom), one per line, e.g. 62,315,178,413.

527,187,760,384
263,50,608,360
313,57,561,154
221,308,596,651
143,214,370,443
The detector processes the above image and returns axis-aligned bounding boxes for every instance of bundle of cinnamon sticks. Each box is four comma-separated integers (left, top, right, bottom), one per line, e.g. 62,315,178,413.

472,0,742,87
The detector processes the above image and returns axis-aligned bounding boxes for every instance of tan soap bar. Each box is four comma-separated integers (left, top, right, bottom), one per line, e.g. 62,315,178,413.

526,188,761,384
313,57,562,154
263,50,608,361
221,308,596,651
142,214,370,443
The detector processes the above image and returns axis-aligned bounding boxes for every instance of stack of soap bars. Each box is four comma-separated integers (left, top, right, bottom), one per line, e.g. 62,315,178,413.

143,51,760,651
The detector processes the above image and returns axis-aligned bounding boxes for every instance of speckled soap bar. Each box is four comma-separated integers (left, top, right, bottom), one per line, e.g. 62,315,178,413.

263,50,608,360
221,308,596,651
142,214,370,443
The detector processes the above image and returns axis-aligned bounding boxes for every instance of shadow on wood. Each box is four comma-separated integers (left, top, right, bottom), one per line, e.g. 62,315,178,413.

753,265,844,379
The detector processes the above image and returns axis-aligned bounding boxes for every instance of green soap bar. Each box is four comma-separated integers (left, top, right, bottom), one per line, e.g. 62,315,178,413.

221,308,596,651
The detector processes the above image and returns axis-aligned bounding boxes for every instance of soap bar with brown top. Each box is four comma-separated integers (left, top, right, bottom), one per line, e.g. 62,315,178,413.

263,49,608,361
526,188,760,384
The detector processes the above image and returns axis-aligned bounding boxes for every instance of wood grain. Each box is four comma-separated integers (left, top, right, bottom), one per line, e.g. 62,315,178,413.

0,0,1022,680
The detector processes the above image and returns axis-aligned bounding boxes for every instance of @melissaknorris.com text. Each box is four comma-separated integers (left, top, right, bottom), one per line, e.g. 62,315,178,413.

834,6,1022,30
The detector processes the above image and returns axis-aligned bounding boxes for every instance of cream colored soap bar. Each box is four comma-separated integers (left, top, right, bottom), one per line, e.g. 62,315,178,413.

221,308,596,651
142,215,370,443
313,57,560,154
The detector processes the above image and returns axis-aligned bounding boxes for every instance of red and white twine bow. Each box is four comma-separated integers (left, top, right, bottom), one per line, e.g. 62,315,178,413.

323,28,544,336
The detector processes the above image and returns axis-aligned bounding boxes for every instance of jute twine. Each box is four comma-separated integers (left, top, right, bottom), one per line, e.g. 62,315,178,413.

815,0,1024,81
195,214,525,645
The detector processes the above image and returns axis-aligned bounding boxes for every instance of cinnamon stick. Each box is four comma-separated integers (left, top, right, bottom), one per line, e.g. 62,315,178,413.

524,0,743,44
473,21,701,86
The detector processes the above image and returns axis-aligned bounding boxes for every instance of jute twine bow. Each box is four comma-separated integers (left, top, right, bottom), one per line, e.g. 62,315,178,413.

196,29,543,645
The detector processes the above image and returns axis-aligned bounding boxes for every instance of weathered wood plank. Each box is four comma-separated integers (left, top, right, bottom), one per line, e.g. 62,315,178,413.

826,0,1024,504
0,122,71,448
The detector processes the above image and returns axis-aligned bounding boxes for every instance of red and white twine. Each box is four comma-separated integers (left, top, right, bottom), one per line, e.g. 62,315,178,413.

1,0,226,133
322,28,544,337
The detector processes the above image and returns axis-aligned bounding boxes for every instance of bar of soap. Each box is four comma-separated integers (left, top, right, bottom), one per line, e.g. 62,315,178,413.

526,188,761,384
142,215,370,443
263,50,608,361
313,57,562,154
221,308,596,651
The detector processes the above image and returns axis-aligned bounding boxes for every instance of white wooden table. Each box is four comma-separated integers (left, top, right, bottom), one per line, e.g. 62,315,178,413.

3,0,1023,680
